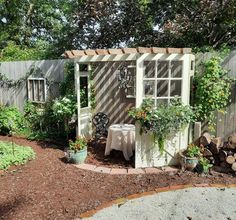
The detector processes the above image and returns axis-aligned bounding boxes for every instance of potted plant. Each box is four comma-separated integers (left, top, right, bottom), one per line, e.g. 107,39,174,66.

67,136,88,164
179,143,202,171
198,157,213,174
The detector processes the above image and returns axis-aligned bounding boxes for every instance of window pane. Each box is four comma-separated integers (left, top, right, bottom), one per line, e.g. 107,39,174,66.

80,77,88,108
144,61,155,78
156,80,168,97
157,61,169,78
171,61,182,78
144,80,155,96
170,80,182,96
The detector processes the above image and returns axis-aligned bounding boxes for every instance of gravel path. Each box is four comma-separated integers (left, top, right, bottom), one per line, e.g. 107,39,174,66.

84,187,236,220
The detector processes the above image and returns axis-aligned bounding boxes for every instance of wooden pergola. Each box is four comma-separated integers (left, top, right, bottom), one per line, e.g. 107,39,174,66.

64,47,195,168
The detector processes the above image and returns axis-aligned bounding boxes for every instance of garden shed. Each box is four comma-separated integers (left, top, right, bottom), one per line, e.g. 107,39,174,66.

64,47,195,168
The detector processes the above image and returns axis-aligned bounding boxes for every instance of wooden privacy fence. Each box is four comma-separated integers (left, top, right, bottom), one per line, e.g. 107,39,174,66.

0,59,68,111
195,50,236,139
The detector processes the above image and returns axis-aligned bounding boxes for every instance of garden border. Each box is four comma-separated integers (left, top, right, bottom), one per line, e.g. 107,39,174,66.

73,163,179,175
78,183,236,219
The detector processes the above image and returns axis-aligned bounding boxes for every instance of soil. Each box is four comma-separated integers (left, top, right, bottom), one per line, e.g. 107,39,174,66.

0,135,236,220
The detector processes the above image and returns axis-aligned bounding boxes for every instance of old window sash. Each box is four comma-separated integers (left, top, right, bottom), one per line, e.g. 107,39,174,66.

143,60,183,106
27,78,47,103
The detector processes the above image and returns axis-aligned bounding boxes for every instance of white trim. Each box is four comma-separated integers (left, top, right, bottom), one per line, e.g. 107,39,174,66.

135,55,144,108
75,62,81,136
75,54,138,63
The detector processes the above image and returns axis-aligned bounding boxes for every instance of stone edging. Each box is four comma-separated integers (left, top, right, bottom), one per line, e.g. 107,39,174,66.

78,183,236,219
73,163,179,175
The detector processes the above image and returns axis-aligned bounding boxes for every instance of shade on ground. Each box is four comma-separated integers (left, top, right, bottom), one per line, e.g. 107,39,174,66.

83,187,236,220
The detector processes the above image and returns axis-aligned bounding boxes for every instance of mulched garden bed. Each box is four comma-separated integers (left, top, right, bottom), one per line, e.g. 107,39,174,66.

1,135,236,220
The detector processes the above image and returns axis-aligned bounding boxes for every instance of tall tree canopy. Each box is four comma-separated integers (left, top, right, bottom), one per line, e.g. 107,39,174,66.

0,0,235,60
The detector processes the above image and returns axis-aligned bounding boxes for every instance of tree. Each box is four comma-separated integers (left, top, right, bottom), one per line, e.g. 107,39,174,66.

150,0,236,49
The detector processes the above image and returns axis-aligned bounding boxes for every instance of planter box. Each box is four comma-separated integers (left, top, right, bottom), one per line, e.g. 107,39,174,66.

135,125,188,168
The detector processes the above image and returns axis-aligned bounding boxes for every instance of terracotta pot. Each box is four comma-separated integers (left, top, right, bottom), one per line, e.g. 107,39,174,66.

179,150,199,171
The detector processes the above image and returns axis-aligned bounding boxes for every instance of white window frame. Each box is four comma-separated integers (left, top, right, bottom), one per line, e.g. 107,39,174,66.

27,77,47,103
143,60,183,106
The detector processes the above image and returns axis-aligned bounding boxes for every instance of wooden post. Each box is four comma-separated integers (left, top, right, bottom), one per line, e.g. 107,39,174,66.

75,62,81,136
194,122,201,141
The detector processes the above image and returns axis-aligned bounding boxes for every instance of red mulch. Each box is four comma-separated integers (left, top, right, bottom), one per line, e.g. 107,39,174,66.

0,135,236,220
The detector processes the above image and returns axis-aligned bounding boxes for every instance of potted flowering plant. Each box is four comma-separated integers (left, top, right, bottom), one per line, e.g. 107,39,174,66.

179,143,202,171
67,136,88,164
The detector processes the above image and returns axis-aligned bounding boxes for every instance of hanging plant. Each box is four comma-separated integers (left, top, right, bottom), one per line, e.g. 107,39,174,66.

128,97,195,153
193,56,234,131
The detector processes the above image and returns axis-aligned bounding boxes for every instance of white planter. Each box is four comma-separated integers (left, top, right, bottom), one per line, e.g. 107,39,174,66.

135,124,188,168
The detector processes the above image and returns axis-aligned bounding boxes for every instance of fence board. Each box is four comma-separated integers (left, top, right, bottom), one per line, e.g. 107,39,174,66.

0,59,67,111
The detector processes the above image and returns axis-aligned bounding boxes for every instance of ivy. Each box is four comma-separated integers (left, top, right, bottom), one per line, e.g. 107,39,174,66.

194,56,234,131
0,65,54,88
89,65,96,110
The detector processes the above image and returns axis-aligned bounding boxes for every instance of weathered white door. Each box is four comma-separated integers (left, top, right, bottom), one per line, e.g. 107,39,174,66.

135,54,194,168
75,63,92,137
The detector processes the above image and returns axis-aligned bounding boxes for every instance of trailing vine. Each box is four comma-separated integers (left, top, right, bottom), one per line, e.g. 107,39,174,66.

89,65,96,110
0,65,54,88
193,56,234,131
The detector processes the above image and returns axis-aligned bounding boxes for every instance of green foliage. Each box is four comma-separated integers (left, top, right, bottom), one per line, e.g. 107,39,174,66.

60,62,75,96
0,41,50,61
52,94,77,120
186,144,201,158
24,101,66,141
0,106,26,135
69,136,87,152
199,157,213,174
129,97,195,153
194,57,233,131
0,141,35,170
60,62,88,108
89,67,96,110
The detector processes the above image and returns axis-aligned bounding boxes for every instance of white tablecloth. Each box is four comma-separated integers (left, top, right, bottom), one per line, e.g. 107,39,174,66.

105,124,135,160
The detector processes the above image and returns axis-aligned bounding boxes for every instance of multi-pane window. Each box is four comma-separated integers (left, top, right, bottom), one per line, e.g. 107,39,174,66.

27,78,46,103
143,60,183,106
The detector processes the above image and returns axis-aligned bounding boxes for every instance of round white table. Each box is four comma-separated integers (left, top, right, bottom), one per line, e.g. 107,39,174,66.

105,124,135,161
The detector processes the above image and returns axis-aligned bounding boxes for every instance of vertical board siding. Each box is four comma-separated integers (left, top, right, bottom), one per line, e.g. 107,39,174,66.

93,61,135,125
196,50,236,139
0,59,67,111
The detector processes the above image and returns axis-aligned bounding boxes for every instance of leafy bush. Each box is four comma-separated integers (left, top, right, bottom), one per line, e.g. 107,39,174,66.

194,57,233,130
0,106,26,135
0,141,35,170
24,101,66,141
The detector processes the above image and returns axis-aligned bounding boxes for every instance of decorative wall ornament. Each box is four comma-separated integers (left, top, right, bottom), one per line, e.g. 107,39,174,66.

117,65,133,93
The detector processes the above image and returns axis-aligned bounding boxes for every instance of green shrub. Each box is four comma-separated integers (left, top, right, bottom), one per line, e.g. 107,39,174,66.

194,57,233,130
0,141,35,170
24,101,66,140
0,106,27,135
